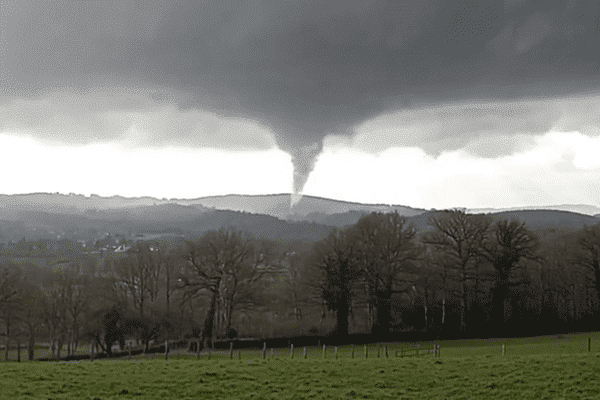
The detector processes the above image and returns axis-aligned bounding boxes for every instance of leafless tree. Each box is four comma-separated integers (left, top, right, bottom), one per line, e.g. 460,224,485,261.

311,227,361,338
111,243,162,318
350,212,423,335
0,263,23,360
179,229,277,345
423,209,491,332
572,223,600,317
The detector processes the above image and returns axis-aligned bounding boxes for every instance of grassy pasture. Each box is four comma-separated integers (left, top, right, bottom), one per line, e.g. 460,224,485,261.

1,333,600,399
2,353,600,399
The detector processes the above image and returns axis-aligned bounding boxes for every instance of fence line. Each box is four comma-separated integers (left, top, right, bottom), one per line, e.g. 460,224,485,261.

2,336,596,362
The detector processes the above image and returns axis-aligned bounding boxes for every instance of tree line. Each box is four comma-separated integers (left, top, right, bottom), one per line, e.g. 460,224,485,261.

1,209,600,358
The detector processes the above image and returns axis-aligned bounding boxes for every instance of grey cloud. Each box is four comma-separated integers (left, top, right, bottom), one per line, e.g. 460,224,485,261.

353,94,600,158
1,0,600,196
0,91,275,150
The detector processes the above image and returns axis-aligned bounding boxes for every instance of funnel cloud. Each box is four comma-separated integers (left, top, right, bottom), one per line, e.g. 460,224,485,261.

1,0,600,200
291,143,322,207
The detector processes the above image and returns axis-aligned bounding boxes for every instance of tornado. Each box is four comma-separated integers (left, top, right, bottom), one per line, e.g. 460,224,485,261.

290,142,322,208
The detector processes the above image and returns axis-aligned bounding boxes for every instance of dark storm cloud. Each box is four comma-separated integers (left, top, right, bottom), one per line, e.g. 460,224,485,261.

1,0,600,194
354,93,600,157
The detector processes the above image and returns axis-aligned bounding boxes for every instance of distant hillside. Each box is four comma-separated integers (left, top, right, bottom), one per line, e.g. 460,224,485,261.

406,209,599,240
1,193,598,245
467,204,600,217
178,193,427,220
0,192,172,213
0,203,333,245
0,193,428,226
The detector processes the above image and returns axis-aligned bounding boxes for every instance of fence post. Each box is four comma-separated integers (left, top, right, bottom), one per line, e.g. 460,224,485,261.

303,346,307,359
17,341,21,363
196,340,200,360
351,344,355,359
322,344,326,359
334,346,338,359
90,342,94,362
502,343,505,356
128,342,132,360
364,345,368,358
290,344,294,359
262,342,267,360
589,337,592,352
230,342,234,360
165,340,169,360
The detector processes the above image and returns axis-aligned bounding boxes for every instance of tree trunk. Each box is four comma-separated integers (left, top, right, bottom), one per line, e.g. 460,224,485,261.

166,257,171,316
459,270,467,333
334,294,351,338
492,274,510,334
225,297,234,336
594,269,600,314
424,284,429,330
56,335,64,359
4,319,9,362
104,333,113,357
200,282,220,348
374,294,392,336
441,261,448,330
28,332,35,362
319,303,327,333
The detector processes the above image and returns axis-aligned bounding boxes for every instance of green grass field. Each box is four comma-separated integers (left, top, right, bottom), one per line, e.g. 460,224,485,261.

1,333,600,399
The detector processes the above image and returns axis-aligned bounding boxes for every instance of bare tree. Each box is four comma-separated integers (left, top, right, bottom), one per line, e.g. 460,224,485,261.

14,282,45,361
219,238,279,335
179,230,273,346
0,263,23,360
423,210,491,332
277,241,322,322
157,245,182,316
311,227,361,339
112,243,162,318
63,267,92,355
40,274,69,358
351,212,423,335
572,223,600,318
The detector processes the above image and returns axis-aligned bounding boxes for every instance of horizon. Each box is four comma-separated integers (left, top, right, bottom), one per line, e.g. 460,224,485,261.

2,191,600,215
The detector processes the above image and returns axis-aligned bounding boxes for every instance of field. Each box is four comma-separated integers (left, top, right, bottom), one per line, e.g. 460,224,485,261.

1,333,600,399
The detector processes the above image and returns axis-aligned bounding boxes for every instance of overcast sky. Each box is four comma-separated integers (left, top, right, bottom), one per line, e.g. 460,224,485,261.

1,0,600,209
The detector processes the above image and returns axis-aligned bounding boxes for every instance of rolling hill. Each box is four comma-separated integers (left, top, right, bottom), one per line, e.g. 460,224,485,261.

0,193,598,246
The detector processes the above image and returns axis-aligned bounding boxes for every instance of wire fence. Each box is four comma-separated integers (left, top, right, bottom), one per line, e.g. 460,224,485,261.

1,334,597,362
